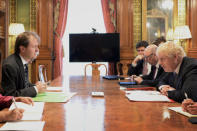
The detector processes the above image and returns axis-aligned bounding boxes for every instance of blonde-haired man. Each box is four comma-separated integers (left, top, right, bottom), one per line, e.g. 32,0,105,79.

157,41,197,102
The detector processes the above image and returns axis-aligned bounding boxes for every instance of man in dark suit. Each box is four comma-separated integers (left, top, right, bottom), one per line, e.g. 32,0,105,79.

157,41,197,103
132,44,165,87
127,41,150,76
1,31,46,97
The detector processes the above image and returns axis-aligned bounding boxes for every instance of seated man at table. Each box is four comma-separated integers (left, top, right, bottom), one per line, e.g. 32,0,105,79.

1,31,46,97
0,94,33,122
182,99,197,115
156,41,197,103
127,41,150,76
132,44,165,87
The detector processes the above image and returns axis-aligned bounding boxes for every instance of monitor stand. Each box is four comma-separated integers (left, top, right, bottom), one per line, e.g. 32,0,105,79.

84,62,107,78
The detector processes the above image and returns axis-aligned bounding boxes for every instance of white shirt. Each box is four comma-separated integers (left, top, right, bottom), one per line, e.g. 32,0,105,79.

19,55,38,93
153,63,160,79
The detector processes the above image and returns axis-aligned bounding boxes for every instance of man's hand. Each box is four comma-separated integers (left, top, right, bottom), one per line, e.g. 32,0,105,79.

130,75,137,82
132,55,144,65
182,99,195,112
160,86,175,96
130,75,143,84
35,81,47,93
186,103,197,115
15,97,34,106
134,76,143,84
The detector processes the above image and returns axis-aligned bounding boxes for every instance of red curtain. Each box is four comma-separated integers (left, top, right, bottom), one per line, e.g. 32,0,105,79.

54,0,68,78
101,0,117,75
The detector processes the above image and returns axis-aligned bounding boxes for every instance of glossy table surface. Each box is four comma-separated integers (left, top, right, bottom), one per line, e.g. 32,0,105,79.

41,76,197,131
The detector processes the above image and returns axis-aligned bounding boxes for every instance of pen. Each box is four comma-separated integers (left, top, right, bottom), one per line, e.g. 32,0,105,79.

131,75,136,82
12,97,18,109
184,92,188,99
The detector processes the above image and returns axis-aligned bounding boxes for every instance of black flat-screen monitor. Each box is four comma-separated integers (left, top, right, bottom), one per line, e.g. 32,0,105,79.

69,33,120,62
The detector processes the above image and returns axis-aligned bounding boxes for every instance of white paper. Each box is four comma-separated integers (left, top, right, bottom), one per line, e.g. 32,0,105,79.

9,102,44,120
47,86,63,91
168,107,197,117
0,121,45,131
125,90,171,102
120,86,127,90
124,77,131,80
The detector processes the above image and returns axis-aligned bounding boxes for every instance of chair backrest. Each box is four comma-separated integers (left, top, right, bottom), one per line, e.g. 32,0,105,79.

84,63,107,77
38,65,47,82
116,60,132,76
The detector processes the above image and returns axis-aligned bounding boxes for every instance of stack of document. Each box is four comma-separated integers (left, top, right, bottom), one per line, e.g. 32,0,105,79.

125,90,172,102
168,107,197,117
0,102,45,131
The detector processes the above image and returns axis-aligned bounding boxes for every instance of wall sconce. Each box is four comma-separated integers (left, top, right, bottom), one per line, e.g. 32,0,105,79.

173,25,192,49
9,23,25,35
8,23,25,54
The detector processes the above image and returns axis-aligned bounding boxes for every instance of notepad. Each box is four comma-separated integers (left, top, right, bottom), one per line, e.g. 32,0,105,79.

9,102,45,121
168,107,197,117
125,90,172,102
33,92,76,102
0,121,45,131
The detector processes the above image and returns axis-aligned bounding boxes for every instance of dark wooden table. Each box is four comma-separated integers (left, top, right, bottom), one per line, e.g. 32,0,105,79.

42,76,197,131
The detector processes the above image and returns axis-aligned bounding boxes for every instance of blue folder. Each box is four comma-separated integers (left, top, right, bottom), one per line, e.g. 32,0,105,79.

118,81,136,85
103,75,124,80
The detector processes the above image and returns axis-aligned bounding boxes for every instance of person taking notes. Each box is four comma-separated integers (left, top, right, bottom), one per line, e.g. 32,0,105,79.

157,41,197,102
0,94,33,122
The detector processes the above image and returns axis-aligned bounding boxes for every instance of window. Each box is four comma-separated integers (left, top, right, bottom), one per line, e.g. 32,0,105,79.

62,0,107,76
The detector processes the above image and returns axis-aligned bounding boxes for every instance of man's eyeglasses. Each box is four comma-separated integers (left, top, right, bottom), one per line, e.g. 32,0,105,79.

144,53,154,59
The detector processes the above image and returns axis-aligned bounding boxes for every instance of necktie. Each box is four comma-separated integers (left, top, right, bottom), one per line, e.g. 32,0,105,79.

142,61,148,75
154,66,158,79
151,65,156,79
24,64,29,88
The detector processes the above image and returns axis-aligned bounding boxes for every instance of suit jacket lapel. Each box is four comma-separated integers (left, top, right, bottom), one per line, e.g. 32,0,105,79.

155,66,163,79
174,57,186,89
